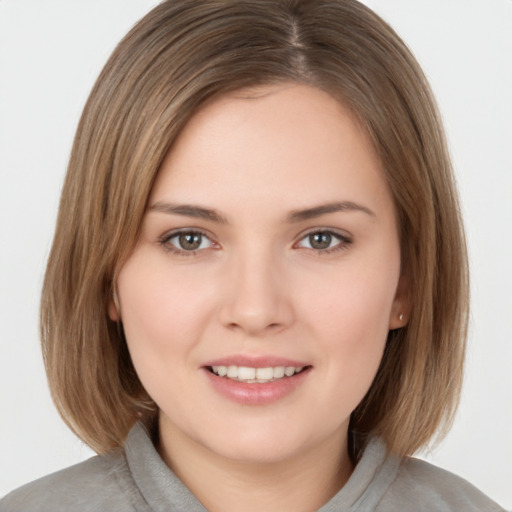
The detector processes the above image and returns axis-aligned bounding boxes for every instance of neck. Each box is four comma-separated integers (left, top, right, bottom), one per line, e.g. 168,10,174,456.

157,418,354,512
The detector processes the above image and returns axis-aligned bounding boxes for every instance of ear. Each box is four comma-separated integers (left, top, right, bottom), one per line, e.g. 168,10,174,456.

388,272,410,330
108,288,121,322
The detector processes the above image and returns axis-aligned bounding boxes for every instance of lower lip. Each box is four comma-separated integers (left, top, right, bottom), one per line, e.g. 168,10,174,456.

203,367,311,405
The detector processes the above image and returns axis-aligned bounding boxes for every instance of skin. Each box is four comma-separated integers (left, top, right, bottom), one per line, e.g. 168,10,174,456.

110,83,408,512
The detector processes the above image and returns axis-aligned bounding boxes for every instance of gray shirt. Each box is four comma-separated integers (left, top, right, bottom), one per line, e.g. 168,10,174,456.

0,422,504,511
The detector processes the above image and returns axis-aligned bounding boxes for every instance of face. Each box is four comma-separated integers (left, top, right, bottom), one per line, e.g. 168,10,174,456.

111,84,407,466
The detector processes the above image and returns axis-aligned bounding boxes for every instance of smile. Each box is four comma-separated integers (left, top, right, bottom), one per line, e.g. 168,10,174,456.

203,359,312,405
209,365,305,383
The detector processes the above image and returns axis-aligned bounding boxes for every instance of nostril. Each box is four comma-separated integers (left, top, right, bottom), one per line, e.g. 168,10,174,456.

218,288,294,335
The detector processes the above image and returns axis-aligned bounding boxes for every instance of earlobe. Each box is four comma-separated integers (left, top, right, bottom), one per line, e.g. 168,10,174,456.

389,310,407,330
108,288,121,322
108,300,120,321
389,306,409,330
388,274,410,330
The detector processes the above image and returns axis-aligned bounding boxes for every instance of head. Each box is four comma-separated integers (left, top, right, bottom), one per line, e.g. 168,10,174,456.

41,0,468,457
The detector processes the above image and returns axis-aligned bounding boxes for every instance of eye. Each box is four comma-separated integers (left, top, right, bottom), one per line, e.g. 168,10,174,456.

161,230,215,254
296,230,351,253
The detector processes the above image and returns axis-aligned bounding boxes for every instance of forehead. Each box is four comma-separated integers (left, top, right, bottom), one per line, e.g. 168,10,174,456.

150,84,392,219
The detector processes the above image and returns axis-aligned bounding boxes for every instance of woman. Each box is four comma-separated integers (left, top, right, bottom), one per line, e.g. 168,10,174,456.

0,1,504,510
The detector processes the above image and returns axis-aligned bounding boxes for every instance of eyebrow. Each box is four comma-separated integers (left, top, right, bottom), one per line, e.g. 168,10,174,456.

285,201,376,222
148,200,375,224
149,202,229,224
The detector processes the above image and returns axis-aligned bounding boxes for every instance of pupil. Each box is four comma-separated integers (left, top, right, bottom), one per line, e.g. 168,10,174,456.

179,233,201,250
310,232,331,249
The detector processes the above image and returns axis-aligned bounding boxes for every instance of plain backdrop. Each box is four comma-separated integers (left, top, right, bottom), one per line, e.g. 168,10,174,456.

0,0,511,508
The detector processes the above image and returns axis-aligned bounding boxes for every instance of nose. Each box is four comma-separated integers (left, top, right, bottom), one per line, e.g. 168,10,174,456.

218,249,294,336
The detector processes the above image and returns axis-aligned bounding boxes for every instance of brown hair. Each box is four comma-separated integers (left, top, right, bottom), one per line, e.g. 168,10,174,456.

41,0,468,456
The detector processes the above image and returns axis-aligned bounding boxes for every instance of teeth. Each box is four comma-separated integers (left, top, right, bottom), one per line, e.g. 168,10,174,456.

227,365,238,378
210,365,305,382
285,366,296,376
238,367,256,380
273,366,285,378
256,367,273,380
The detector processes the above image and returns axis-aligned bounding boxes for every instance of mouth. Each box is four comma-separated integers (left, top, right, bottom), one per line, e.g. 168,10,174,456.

206,365,309,384
202,358,312,405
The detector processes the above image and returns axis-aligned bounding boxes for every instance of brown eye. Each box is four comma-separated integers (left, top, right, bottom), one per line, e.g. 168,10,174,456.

178,232,202,250
309,232,332,250
162,230,214,254
296,230,351,253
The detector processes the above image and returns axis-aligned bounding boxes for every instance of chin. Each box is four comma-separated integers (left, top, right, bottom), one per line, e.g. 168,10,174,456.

211,439,299,466
200,417,335,466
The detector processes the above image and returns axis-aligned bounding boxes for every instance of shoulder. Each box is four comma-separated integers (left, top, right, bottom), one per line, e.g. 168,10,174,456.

379,456,505,512
0,450,149,512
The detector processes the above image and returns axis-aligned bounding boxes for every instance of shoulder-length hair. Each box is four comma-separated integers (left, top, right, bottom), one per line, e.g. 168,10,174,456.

41,0,469,456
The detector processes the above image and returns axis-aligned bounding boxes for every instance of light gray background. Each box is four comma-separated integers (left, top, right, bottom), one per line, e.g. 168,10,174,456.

1,0,511,508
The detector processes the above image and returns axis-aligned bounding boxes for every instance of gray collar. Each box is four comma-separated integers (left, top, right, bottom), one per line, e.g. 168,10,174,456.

124,422,399,512
125,422,208,511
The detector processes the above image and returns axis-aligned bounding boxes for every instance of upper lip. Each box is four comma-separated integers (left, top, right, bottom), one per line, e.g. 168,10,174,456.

202,355,310,368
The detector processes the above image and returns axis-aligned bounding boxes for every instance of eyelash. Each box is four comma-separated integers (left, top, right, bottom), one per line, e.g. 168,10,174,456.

159,229,216,256
295,229,352,255
158,229,352,256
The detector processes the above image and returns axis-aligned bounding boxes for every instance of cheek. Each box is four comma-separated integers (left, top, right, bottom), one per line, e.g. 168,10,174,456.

296,253,399,388
116,253,217,368
301,261,397,341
